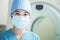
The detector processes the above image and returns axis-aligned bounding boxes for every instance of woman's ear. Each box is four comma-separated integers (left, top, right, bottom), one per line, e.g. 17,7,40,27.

11,15,13,18
11,16,13,18
11,13,14,18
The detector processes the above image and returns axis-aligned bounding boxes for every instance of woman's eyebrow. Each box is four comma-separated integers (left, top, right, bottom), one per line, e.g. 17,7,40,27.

24,11,29,13
15,10,20,12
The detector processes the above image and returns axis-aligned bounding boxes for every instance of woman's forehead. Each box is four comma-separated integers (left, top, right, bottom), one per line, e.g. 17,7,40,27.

15,9,27,13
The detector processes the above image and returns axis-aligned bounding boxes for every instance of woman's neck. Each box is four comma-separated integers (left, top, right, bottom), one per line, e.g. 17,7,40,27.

12,27,26,40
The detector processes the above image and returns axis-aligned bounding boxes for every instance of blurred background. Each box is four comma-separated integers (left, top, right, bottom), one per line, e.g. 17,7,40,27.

0,0,60,40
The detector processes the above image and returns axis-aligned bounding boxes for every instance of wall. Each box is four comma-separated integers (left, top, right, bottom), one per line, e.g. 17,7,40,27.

0,0,9,25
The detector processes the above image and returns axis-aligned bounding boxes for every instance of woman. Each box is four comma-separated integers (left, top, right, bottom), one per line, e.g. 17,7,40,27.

0,0,40,40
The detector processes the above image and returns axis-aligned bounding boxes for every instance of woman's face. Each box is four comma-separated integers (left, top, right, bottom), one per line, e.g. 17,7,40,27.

11,9,30,29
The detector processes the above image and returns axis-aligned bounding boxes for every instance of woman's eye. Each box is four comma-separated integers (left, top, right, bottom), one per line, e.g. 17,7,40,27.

24,14,27,16
15,13,20,15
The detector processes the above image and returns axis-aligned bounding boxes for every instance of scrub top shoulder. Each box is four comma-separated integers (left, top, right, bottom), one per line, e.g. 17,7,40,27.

0,29,40,40
23,30,40,40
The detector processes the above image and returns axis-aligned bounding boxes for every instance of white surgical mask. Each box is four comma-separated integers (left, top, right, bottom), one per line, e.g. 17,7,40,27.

12,16,30,29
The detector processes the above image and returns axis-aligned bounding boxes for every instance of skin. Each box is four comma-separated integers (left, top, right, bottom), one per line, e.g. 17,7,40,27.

11,9,30,40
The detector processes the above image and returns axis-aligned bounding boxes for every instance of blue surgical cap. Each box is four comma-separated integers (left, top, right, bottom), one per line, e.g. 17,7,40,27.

10,0,31,16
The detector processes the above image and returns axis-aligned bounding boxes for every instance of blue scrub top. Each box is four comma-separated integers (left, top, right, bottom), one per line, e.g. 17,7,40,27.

0,29,40,40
